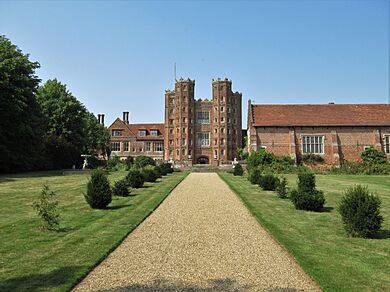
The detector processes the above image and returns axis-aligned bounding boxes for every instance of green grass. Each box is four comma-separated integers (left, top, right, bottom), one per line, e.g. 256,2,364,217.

219,172,390,291
0,170,188,291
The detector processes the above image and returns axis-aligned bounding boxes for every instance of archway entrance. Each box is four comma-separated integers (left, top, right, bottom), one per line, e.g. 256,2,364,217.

197,156,209,164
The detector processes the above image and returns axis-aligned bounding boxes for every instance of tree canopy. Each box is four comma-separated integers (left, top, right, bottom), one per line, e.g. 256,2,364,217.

0,35,45,172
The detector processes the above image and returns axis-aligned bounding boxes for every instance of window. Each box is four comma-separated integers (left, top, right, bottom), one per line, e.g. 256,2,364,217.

145,142,151,152
228,118,231,123
139,147,143,152
189,128,193,134
183,128,186,134
221,128,225,134
221,117,224,123
214,149,218,158
214,128,218,134
139,130,146,137
110,142,120,151
385,135,390,154
221,138,225,146
176,138,179,146
221,149,225,156
214,139,218,146
112,130,122,137
154,141,164,152
220,106,224,112
150,130,158,136
124,141,129,151
169,129,173,134
169,119,173,126
221,96,224,102
169,140,173,146
182,117,186,123
189,139,192,146
302,136,324,154
182,138,186,146
177,128,180,133
176,149,179,156
188,149,192,156
228,129,231,134
197,111,210,124
197,132,210,147
215,118,218,123
182,149,185,156
228,107,231,113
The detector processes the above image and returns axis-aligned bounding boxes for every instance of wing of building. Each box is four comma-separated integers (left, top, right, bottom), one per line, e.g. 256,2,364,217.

247,101,390,164
107,112,164,162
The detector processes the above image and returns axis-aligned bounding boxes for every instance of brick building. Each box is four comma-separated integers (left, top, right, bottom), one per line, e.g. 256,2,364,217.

247,101,390,164
106,112,164,161
164,78,242,165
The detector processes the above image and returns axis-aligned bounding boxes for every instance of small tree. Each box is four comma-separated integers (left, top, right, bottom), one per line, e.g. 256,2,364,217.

339,185,383,237
112,179,129,197
290,170,325,211
361,148,387,164
247,149,276,171
126,169,144,188
276,177,288,198
233,163,244,176
33,185,60,230
85,168,112,209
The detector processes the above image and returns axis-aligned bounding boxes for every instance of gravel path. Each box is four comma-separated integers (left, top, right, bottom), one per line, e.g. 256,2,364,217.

74,173,320,291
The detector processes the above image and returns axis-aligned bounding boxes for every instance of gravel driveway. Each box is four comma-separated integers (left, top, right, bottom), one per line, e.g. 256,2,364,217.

74,173,320,291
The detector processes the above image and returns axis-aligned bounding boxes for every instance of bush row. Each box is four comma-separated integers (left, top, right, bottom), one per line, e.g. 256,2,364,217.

84,162,174,208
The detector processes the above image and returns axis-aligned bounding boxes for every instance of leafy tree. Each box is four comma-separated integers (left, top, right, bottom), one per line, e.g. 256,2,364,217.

85,168,112,209
33,185,60,230
84,112,110,157
0,35,45,173
247,149,276,171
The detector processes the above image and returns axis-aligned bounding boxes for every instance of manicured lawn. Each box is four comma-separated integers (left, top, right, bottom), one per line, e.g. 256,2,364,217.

219,172,390,291
0,170,188,291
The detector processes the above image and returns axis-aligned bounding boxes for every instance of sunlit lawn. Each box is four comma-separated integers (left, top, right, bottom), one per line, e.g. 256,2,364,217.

0,170,188,291
219,172,390,291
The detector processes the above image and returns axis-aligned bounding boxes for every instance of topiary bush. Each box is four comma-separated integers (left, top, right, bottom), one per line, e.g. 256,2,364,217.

276,176,288,198
141,165,159,182
156,163,174,176
84,168,112,209
233,163,244,176
338,185,383,238
126,169,144,188
259,173,280,191
112,179,129,197
248,167,262,185
134,156,156,168
290,170,325,211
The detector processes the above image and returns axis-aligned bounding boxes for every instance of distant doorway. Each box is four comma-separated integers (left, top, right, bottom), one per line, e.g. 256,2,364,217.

197,156,209,164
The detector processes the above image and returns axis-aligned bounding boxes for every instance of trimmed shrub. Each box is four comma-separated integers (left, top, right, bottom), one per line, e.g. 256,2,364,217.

248,168,262,184
85,169,112,209
141,165,159,182
290,170,325,211
259,173,280,191
134,156,155,168
276,176,288,198
290,189,325,211
361,147,387,164
33,185,60,230
338,185,383,238
126,169,144,188
156,163,174,176
233,163,244,176
113,179,129,197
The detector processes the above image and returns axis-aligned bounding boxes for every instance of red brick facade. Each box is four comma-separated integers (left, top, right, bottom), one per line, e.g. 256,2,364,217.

247,101,390,164
164,78,242,165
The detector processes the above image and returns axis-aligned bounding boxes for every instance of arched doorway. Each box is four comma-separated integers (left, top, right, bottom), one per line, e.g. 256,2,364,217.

197,156,209,164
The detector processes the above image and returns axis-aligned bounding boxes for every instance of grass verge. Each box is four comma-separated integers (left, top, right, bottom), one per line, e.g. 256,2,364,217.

219,172,390,291
0,170,188,291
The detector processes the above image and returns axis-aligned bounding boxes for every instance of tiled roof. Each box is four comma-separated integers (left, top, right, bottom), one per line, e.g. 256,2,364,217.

251,104,390,127
126,123,164,140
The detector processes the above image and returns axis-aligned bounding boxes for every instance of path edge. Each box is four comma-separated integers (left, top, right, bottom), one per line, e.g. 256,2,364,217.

70,171,189,291
217,172,322,291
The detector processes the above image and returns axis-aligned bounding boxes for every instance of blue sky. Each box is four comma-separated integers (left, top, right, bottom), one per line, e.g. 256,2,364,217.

1,0,388,127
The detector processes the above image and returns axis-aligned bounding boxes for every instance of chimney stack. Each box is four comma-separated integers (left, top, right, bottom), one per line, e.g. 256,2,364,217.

97,114,101,124
123,111,129,124
101,114,105,126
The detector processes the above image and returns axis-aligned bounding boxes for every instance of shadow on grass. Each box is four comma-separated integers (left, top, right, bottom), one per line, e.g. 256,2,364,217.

0,170,63,181
106,204,132,210
321,206,334,212
0,266,81,292
372,229,390,240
